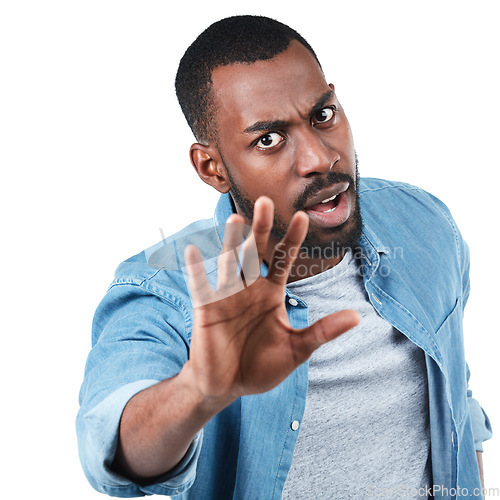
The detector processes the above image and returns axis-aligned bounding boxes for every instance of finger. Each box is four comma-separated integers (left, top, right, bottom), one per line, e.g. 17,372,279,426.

184,244,214,307
223,215,245,252
240,230,260,286
217,216,245,290
250,196,274,264
237,197,273,286
290,310,361,364
266,210,309,285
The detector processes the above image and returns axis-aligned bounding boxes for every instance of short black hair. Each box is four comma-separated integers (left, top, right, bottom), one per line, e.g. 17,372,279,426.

175,15,321,144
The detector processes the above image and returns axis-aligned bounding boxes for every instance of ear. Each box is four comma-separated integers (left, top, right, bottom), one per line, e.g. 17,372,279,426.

189,143,231,194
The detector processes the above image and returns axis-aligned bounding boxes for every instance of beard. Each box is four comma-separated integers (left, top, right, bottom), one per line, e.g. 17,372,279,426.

222,155,363,260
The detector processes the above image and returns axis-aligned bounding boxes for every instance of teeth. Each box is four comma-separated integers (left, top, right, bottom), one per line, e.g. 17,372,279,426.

321,194,338,204
324,206,337,213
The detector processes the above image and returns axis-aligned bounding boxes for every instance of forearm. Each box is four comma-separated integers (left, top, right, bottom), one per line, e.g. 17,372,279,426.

113,361,230,480
476,451,484,491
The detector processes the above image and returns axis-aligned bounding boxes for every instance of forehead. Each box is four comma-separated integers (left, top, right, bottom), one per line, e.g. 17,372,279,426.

211,41,330,132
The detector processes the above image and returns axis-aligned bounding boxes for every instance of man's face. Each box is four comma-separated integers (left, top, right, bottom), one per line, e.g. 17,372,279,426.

211,41,362,257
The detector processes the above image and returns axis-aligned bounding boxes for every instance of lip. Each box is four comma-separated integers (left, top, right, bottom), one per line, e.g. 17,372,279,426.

303,189,351,228
303,182,350,209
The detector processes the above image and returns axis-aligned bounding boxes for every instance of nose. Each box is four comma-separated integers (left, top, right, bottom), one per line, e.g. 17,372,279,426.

293,129,340,177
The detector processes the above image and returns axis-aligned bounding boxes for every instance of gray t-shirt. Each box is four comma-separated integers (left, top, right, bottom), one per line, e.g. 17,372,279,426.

282,250,432,499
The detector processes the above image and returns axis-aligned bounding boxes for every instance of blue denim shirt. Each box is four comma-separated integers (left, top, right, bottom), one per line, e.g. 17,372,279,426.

77,178,492,499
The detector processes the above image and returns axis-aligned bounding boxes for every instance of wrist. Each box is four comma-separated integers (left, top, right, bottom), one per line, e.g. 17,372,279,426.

177,361,236,416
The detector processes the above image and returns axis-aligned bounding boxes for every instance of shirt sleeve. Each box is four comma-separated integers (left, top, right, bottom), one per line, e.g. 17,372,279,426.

459,232,493,452
431,195,494,454
466,366,493,452
76,282,202,497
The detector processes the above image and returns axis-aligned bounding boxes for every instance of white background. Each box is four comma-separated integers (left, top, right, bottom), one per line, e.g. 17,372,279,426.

1,1,498,498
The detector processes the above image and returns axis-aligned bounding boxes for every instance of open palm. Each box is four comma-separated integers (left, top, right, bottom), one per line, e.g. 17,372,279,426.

185,196,360,405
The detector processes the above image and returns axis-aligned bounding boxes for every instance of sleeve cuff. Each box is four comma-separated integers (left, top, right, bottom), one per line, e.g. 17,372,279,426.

78,379,202,497
468,396,493,452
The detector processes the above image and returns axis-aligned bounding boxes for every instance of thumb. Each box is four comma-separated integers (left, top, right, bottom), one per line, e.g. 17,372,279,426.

290,310,361,364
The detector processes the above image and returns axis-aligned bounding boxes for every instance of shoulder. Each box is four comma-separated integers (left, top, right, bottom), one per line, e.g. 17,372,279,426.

359,177,469,276
100,217,222,316
359,177,462,243
92,218,222,345
359,177,451,212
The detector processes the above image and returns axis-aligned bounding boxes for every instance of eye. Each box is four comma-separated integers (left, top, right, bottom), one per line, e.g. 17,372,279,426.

313,106,336,124
255,132,283,149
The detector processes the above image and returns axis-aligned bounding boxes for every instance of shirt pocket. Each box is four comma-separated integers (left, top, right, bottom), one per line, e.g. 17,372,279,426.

434,296,468,426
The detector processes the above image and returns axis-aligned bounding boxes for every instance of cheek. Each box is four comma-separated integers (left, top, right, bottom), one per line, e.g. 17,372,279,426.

242,176,295,219
270,190,298,223
338,119,355,151
223,149,298,212
233,162,288,198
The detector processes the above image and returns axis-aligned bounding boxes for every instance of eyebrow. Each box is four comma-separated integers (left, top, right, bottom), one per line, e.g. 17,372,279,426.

310,89,335,117
243,119,289,135
243,89,335,135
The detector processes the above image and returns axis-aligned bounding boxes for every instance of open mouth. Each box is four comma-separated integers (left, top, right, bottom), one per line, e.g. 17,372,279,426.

303,184,351,228
305,192,342,213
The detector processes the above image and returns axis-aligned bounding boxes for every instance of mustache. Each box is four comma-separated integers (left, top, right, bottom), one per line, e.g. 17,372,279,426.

293,170,355,211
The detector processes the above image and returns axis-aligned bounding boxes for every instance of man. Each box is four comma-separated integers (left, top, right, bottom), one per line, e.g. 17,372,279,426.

77,15,492,499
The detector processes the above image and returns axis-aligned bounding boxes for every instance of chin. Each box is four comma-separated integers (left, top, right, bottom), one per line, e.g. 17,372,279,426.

300,216,363,259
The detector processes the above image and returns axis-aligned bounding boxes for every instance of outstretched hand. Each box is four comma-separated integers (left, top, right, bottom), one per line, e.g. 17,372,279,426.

184,196,360,405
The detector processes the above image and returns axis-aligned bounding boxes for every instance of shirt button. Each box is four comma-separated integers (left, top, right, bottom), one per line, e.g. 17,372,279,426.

288,298,298,306
291,420,300,431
